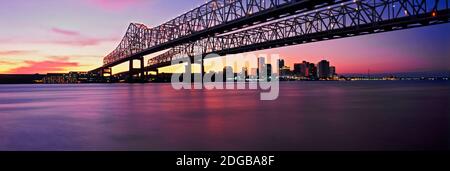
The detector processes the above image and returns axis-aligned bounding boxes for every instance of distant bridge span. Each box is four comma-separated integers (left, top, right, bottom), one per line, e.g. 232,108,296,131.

90,0,450,81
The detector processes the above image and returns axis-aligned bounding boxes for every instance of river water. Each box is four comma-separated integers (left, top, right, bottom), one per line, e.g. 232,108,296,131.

0,81,448,150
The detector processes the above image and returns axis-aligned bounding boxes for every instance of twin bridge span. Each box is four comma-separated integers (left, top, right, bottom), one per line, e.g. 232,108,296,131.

90,0,450,82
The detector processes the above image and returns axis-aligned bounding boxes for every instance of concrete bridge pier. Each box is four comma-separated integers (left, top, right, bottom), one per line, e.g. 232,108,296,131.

201,56,205,77
189,55,205,84
128,56,146,83
100,67,112,82
140,57,145,80
101,67,112,77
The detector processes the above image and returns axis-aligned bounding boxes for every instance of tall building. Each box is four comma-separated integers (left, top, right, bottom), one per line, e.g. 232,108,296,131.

258,57,265,71
330,66,336,77
293,63,302,75
317,60,330,79
308,63,317,80
278,59,285,70
294,61,312,78
257,57,267,79
280,66,291,77
300,61,310,77
293,61,311,77
266,64,272,80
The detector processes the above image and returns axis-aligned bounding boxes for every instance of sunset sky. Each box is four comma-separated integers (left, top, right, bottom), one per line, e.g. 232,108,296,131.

0,0,449,75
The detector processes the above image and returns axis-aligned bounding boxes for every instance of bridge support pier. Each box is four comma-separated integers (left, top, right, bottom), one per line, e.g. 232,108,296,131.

202,56,206,84
101,67,112,82
190,55,205,84
101,67,112,77
128,59,134,82
140,57,145,81
201,56,205,77
128,56,146,83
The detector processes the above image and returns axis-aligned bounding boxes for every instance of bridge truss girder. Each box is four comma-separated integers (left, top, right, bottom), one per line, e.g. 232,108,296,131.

102,0,348,67
148,0,449,67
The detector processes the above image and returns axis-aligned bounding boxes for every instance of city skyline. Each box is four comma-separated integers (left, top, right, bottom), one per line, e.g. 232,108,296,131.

0,0,449,75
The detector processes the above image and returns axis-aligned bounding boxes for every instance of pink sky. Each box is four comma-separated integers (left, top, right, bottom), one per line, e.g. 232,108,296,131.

85,0,144,11
6,58,80,74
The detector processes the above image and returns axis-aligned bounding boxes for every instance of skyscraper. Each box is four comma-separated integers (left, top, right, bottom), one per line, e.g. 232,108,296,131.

308,63,317,80
330,66,336,77
258,57,265,70
278,59,285,70
317,60,330,79
293,63,302,75
300,61,310,77
294,61,311,78
266,64,272,81
258,57,266,79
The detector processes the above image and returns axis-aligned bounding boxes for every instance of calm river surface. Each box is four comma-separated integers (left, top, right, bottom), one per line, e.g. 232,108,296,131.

0,81,448,151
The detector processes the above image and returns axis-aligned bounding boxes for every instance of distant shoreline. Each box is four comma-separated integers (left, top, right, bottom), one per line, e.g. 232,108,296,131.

0,73,448,84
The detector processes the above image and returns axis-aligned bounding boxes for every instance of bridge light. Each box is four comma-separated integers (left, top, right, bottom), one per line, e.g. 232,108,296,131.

432,10,437,17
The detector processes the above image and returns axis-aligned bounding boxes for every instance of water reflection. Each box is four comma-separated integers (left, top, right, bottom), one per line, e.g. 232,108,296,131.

0,81,448,150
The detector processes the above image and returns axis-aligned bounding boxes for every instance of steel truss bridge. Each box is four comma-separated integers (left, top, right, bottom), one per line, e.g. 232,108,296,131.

90,0,450,81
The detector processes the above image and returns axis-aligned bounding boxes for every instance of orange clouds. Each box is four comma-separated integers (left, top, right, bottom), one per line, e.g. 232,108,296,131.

0,50,37,56
0,61,17,65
